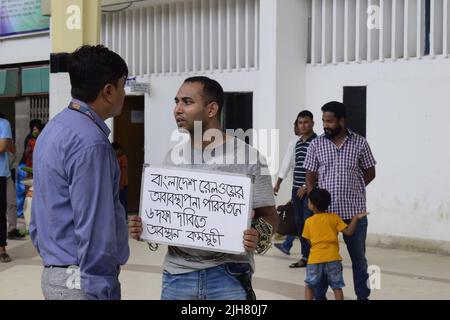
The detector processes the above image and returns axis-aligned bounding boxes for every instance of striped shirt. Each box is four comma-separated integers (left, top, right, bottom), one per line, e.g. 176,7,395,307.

293,133,317,188
303,130,376,220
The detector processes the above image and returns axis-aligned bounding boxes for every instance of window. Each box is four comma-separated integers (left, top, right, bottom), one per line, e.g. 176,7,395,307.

221,92,253,144
343,86,366,137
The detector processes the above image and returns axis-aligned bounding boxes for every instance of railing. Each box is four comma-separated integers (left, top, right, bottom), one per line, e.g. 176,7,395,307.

30,96,49,124
309,0,450,65
101,0,260,76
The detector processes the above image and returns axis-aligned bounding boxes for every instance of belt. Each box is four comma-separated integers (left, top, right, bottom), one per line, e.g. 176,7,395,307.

45,265,121,273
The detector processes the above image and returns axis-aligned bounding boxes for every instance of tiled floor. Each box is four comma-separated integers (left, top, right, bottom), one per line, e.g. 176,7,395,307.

1,236,450,300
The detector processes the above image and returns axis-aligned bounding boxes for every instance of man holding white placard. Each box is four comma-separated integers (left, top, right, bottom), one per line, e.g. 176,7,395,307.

129,76,277,300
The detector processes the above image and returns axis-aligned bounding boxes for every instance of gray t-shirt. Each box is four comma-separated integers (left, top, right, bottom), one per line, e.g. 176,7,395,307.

162,136,275,274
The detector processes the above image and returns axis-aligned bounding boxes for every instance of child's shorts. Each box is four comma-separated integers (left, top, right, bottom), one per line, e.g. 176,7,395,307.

305,261,345,290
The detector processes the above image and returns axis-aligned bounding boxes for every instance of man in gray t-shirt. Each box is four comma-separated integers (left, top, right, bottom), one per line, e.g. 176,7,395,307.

129,76,277,300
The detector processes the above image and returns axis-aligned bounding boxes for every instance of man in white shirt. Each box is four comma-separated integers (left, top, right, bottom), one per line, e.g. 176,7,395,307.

273,111,317,269
273,118,299,255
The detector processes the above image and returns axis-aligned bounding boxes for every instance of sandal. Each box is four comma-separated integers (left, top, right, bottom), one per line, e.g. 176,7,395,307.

0,253,12,263
289,260,307,268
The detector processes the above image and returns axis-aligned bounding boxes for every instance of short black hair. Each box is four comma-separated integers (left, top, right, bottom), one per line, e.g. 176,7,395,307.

297,110,314,121
29,119,43,132
308,188,331,211
68,45,128,103
35,122,45,132
112,142,121,150
321,101,346,119
184,76,224,120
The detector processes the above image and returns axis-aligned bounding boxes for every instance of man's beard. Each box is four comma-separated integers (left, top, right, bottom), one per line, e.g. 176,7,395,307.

324,126,342,138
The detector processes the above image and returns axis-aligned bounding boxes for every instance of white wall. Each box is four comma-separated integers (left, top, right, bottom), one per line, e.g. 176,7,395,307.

0,33,50,65
145,71,260,166
49,73,71,119
270,0,310,203
304,57,450,243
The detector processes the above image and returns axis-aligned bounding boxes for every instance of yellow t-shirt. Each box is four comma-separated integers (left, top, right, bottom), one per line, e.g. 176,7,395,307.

302,213,348,264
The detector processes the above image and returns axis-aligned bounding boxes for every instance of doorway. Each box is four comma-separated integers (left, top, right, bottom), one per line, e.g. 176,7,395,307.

114,96,145,214
0,98,16,138
343,86,367,137
222,92,253,144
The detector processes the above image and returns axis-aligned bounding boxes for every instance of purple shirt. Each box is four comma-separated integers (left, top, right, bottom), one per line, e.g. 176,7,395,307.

303,130,376,220
30,99,129,300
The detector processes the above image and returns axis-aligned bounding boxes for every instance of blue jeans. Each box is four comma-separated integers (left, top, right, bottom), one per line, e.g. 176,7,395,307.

314,216,370,300
282,188,313,260
305,261,345,290
161,263,251,300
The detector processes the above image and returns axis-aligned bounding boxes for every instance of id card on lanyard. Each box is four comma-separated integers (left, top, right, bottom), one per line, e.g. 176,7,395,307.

68,101,108,136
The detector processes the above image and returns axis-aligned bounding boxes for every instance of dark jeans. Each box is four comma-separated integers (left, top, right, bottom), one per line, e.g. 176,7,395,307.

0,177,7,247
161,263,251,300
119,186,128,218
314,216,370,300
289,187,313,261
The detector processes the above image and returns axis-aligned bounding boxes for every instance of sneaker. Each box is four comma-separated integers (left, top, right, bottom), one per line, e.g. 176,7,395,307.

7,229,26,240
274,243,290,255
0,253,11,263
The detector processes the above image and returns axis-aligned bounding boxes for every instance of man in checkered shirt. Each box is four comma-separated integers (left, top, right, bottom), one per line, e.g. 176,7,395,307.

303,101,376,300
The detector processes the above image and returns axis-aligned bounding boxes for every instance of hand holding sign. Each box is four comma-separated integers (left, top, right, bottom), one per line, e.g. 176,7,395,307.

128,215,143,241
139,166,253,254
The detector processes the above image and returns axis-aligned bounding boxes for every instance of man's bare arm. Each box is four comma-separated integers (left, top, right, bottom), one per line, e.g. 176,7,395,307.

306,171,318,194
364,166,376,186
6,140,15,153
0,139,9,153
273,177,283,195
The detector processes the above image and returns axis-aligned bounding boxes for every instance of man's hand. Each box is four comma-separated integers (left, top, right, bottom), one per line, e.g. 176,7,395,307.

356,211,369,220
273,178,283,196
6,140,15,153
273,183,280,196
243,228,259,252
297,186,307,199
306,171,318,194
128,215,143,241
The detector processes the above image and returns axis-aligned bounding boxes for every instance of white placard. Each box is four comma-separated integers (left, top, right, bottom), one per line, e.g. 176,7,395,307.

139,165,253,255
131,82,150,93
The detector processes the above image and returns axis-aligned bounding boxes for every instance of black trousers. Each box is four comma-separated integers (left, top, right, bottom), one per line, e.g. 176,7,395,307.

0,177,7,247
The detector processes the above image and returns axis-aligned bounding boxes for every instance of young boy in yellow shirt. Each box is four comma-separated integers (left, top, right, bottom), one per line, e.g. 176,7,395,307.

302,188,368,300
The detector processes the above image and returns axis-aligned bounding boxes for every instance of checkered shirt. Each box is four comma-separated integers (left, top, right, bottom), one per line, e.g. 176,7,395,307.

303,130,376,220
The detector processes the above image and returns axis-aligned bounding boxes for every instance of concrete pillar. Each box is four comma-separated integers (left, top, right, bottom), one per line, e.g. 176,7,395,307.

48,0,101,119
259,0,309,202
14,98,31,161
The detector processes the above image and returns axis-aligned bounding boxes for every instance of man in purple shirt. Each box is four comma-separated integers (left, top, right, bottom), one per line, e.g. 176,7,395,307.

30,45,130,300
304,101,376,300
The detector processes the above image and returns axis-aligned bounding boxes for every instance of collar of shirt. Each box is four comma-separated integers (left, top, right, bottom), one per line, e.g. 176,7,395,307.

319,129,359,154
322,128,355,141
70,98,111,137
299,132,317,143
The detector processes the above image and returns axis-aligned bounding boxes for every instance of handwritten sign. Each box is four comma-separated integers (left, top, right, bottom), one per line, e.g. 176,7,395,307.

139,165,253,254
